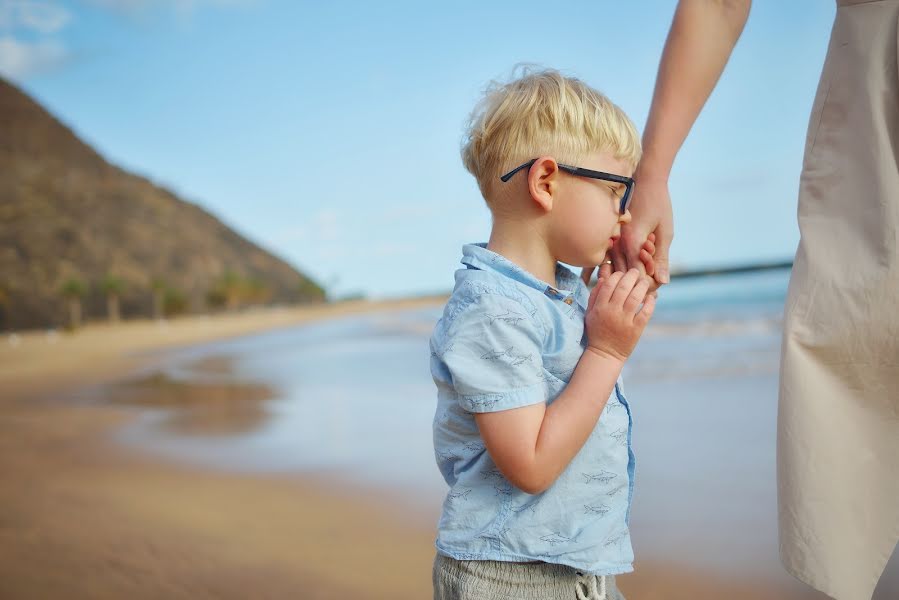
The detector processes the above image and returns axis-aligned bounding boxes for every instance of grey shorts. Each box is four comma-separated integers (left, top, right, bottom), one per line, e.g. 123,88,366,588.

432,552,628,600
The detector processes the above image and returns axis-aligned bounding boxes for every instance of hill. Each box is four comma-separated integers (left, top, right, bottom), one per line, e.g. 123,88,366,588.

0,77,325,331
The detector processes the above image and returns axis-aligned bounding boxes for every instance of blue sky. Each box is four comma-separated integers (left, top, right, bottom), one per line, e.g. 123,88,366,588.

1,0,835,299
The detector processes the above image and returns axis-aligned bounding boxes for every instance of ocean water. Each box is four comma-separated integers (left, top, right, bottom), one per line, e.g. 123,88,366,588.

107,269,789,488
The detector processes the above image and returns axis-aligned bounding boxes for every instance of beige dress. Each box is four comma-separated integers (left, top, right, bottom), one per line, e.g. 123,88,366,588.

778,1,899,599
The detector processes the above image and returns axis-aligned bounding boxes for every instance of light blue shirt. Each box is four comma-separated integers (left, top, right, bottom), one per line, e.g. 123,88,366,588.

430,242,636,576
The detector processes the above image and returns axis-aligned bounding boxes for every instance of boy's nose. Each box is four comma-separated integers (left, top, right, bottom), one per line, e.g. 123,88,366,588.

618,209,632,224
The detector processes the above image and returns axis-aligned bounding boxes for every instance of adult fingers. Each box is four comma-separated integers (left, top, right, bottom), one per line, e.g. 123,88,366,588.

621,227,649,274
652,223,673,285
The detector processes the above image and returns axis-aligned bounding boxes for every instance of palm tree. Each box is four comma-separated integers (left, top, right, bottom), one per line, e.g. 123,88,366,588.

244,277,272,305
59,277,87,330
163,285,188,317
298,276,327,303
100,274,126,324
219,269,243,312
150,277,167,320
0,285,9,331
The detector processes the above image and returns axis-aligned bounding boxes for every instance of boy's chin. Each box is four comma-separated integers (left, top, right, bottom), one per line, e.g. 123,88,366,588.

588,246,610,266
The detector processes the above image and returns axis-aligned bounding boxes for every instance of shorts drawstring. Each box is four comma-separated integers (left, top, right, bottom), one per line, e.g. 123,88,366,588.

575,571,607,600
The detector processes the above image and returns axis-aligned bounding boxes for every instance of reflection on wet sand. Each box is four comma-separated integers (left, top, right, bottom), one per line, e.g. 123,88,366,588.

103,357,275,436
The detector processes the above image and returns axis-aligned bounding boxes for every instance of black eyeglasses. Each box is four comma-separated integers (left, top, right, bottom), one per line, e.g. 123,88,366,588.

499,158,635,215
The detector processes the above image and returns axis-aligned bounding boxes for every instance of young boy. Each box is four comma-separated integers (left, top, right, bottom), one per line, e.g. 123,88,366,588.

429,68,657,600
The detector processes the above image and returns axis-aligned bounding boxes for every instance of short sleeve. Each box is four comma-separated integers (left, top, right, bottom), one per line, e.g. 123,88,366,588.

441,293,546,413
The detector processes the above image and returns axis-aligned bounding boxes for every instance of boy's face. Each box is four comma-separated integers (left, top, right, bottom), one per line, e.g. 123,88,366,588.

547,150,633,268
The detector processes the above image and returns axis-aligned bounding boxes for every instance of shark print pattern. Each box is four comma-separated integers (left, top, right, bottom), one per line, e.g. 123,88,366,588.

431,342,456,360
480,467,505,481
465,395,501,411
511,501,539,516
435,449,459,464
448,488,473,501
603,531,628,549
540,533,575,546
582,470,618,484
508,352,533,366
485,310,526,326
463,441,484,453
609,428,628,446
604,397,623,413
479,345,533,368
584,503,612,516
492,481,513,496
481,345,514,361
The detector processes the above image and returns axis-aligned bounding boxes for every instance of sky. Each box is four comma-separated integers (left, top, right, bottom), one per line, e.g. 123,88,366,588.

1,0,836,300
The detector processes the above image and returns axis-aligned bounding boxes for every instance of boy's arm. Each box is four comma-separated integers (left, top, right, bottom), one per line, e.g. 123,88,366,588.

475,269,654,495
475,348,623,494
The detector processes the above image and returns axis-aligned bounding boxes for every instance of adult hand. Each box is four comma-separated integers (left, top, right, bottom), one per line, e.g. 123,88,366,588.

611,175,673,287
581,233,659,296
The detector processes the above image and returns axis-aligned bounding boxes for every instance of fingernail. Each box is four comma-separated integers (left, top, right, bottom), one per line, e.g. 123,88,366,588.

660,270,669,284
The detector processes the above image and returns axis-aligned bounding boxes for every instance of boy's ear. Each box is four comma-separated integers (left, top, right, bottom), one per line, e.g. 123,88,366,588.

527,156,559,212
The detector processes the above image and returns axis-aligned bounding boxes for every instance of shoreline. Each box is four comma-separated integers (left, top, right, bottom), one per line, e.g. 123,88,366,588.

0,298,840,598
0,297,447,403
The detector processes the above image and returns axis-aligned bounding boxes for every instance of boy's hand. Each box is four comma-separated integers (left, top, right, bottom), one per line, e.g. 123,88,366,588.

584,268,656,362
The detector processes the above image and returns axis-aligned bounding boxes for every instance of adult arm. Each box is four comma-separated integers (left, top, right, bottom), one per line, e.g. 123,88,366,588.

614,0,752,285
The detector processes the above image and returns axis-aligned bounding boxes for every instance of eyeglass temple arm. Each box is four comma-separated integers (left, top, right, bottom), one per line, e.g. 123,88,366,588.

499,159,538,182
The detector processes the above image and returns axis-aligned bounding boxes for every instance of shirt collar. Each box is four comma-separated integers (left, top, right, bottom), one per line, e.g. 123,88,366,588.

460,242,589,311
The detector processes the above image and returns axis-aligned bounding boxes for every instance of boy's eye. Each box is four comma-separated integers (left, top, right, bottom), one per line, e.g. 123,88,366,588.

607,185,624,199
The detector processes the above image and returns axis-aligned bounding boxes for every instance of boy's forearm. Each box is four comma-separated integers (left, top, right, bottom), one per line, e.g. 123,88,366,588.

529,348,624,493
638,0,751,182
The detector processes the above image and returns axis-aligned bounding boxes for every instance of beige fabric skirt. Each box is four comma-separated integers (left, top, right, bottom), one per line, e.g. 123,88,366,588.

778,1,899,599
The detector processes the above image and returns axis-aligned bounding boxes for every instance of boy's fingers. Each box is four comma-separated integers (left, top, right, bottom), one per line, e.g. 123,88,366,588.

640,249,655,277
635,293,656,327
597,270,624,304
599,260,612,281
610,268,640,306
610,246,628,274
624,277,650,314
647,232,656,243
642,239,656,255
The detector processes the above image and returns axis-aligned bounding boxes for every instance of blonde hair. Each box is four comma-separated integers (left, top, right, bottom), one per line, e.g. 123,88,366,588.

461,66,642,205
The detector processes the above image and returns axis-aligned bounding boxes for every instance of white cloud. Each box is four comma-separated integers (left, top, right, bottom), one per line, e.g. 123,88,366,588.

0,1,71,34
81,0,257,21
0,34,67,78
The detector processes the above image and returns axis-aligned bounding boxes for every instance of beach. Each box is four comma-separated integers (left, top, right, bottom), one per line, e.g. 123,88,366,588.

0,296,895,599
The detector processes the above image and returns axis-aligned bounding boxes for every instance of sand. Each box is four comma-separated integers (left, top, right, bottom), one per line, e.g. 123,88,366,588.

0,300,838,599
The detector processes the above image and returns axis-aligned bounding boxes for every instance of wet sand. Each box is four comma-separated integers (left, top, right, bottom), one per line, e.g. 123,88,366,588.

0,301,891,599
